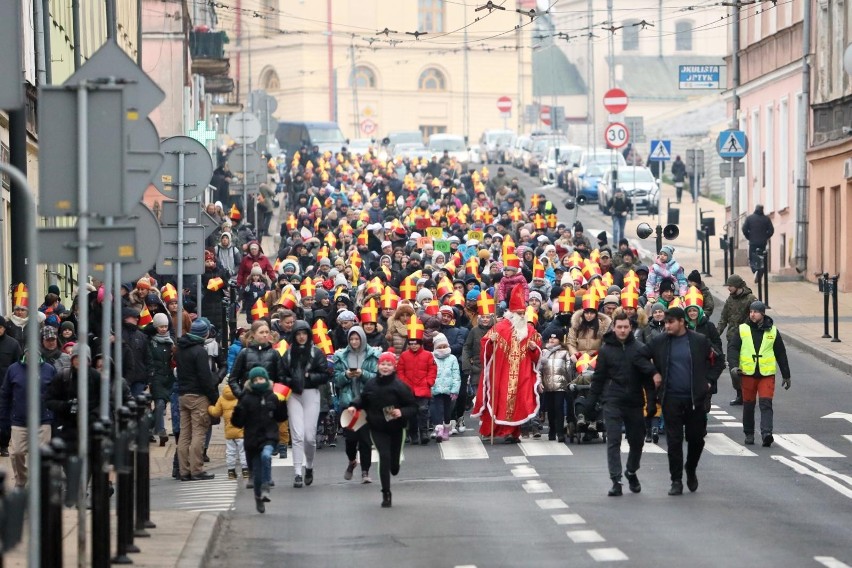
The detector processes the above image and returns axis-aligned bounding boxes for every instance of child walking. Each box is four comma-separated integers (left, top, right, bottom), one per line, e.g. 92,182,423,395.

208,384,248,480
231,368,288,513
349,351,418,508
430,333,461,443
539,329,573,442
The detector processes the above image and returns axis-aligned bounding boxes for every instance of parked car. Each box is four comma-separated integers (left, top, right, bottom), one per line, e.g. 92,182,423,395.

383,130,423,154
275,121,348,158
542,144,583,186
428,134,469,165
346,138,375,156
571,149,626,204
525,135,569,178
395,142,431,162
511,135,531,169
597,166,660,214
479,129,515,164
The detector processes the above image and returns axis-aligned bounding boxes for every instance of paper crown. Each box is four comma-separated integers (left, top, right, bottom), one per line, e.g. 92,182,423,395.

399,274,418,301
407,315,425,340
601,272,614,288
465,257,480,280
278,287,298,310
312,320,334,356
12,283,28,308
423,299,440,316
299,277,316,298
138,306,153,328
477,290,495,316
556,286,576,313
526,306,539,326
380,287,399,309
161,283,178,303
504,254,520,270
361,298,379,323
339,407,367,431
250,298,268,321
621,286,640,309
436,277,454,300
623,270,640,289
581,293,598,311
683,285,704,308
576,351,598,375
582,261,601,282
207,277,224,292
532,256,545,280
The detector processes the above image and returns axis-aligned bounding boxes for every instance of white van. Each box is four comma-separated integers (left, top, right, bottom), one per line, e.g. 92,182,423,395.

479,129,515,164
428,134,469,163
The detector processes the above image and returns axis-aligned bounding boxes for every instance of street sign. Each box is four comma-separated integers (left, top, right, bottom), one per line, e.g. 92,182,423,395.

228,145,266,184
524,104,539,124
0,2,24,110
227,112,262,145
604,122,629,149
603,88,628,114
540,105,551,126
250,90,278,115
156,226,206,275
39,226,138,265
188,120,217,146
197,210,220,239
497,96,512,113
160,201,202,226
154,136,214,200
360,118,377,136
624,116,644,142
720,161,745,178
678,65,722,90
685,149,705,175
717,129,748,159
648,139,671,161
126,117,165,205
89,203,163,281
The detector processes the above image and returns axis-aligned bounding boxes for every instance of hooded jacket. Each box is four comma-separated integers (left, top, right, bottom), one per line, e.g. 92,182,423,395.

231,384,288,453
386,305,415,353
431,347,461,396
207,385,244,439
333,327,380,407
147,332,175,401
235,241,277,287
647,330,723,405
540,343,573,392
589,331,656,408
687,307,723,356
567,311,612,357
646,257,688,298
279,341,329,394
742,206,775,247
717,285,758,341
397,346,437,398
229,342,281,398
175,334,218,402
726,315,791,379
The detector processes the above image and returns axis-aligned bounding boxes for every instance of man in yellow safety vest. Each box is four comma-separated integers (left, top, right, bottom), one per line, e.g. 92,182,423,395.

726,301,791,447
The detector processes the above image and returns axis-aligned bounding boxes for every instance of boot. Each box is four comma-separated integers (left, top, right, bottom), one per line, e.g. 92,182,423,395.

607,482,623,497
433,425,443,443
255,497,265,514
344,460,357,481
730,389,743,406
441,423,450,442
381,490,392,508
624,470,641,493
242,469,250,479
227,469,237,480
279,444,288,459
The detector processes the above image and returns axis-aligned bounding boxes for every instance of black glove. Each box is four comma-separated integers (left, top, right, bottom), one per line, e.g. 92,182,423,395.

782,377,791,390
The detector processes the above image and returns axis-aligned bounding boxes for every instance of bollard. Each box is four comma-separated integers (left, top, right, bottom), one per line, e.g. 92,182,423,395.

0,471,27,564
40,439,65,568
124,400,141,553
133,395,153,536
821,273,831,338
831,274,841,343
702,230,712,277
112,407,134,564
722,235,730,282
762,246,770,308
91,420,113,568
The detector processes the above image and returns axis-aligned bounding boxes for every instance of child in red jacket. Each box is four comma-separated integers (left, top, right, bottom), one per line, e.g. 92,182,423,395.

397,337,437,445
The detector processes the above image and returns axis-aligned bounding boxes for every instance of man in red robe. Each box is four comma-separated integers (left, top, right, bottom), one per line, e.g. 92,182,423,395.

472,283,542,443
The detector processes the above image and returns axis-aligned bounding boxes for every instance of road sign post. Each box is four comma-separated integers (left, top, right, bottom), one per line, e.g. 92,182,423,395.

497,96,512,130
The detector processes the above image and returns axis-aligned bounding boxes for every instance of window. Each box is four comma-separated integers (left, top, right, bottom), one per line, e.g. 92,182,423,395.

622,20,639,51
420,125,447,138
259,67,280,90
418,0,445,33
418,67,446,91
352,66,377,89
675,20,693,51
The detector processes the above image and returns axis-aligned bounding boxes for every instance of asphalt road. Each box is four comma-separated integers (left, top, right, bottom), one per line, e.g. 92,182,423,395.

164,167,852,567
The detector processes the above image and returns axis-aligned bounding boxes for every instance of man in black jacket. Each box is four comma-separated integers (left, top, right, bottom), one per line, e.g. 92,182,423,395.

742,205,775,283
588,311,659,496
0,317,23,456
647,307,723,496
176,319,218,481
121,307,150,397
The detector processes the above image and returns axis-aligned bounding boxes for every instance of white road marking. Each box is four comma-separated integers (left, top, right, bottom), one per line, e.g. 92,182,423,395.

708,410,728,415
551,513,586,525
587,548,628,562
503,456,529,465
716,416,737,421
620,439,666,454
440,437,489,460
815,557,852,568
369,448,405,464
704,433,757,457
842,435,852,447
772,456,852,499
566,530,605,543
707,421,744,428
773,434,845,458
511,465,539,478
536,498,568,510
710,404,720,409
271,454,294,467
793,456,852,487
520,439,574,456
522,480,552,493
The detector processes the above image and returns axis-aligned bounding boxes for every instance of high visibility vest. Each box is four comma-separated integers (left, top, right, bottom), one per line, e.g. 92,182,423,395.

738,323,778,376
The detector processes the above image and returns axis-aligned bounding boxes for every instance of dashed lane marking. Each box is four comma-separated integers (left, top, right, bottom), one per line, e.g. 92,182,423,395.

620,439,666,454
511,465,539,478
704,433,757,457
536,498,569,510
522,480,552,493
793,456,852,487
566,530,606,543
519,439,574,456
587,548,629,562
439,437,489,460
504,456,529,464
271,454,294,467
772,456,852,500
551,513,586,525
815,557,852,568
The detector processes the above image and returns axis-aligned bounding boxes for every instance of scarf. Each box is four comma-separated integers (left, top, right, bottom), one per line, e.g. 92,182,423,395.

153,333,173,345
434,346,452,359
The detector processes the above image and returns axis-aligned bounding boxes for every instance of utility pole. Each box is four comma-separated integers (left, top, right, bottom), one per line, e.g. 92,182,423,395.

794,0,811,273
607,0,615,88
463,2,470,142
349,36,360,138
729,1,742,248
587,0,596,151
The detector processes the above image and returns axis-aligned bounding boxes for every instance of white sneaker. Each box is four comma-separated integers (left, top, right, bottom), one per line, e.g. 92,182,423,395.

449,420,458,435
457,418,467,433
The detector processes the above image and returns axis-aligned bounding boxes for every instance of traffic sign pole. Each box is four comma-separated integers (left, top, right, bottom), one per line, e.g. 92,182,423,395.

178,152,186,338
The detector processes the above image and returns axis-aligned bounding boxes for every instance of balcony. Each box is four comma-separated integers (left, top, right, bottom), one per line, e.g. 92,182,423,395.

190,31,230,81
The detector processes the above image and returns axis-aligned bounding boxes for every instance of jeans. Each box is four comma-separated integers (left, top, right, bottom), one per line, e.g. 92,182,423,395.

612,214,627,245
170,389,181,435
250,443,274,498
748,243,766,275
430,394,453,426
663,397,707,482
603,404,645,481
130,381,147,398
409,397,431,440
154,398,168,437
541,391,566,439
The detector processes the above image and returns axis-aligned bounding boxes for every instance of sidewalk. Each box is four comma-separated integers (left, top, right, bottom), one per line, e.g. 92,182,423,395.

627,183,852,376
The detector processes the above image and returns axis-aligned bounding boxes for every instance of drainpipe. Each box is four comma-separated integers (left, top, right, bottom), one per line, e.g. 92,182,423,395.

794,0,811,273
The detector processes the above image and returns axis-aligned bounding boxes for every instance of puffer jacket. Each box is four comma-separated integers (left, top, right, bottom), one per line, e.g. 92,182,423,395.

386,309,414,353
640,318,665,345
539,344,573,392
397,347,437,398
461,322,491,382
231,387,288,453
717,286,758,341
207,385,243,439
646,257,688,298
229,342,281,398
496,272,529,304
332,329,380,407
566,311,612,357
148,334,175,402
279,343,330,394
431,351,461,396
226,339,243,374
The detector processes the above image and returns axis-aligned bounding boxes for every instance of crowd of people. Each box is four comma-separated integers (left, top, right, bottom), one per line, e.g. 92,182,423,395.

0,143,793,511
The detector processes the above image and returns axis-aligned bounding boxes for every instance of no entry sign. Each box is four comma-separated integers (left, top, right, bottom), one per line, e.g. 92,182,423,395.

497,96,512,113
603,88,628,114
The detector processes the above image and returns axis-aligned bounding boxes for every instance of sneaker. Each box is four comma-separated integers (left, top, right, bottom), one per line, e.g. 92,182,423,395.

651,427,659,444
293,475,303,488
304,468,314,486
744,434,755,445
344,460,357,481
644,431,652,443
361,471,372,484
0,447,9,457
607,482,623,497
381,491,392,508
668,481,684,496
762,433,774,448
430,428,438,439
440,424,450,442
730,396,743,406
227,469,237,480
576,414,587,428
449,420,458,435
261,483,271,502
686,469,698,492
457,417,467,433
271,446,279,456
190,472,215,481
624,470,641,493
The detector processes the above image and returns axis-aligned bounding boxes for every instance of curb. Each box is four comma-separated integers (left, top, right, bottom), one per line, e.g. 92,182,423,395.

177,512,223,568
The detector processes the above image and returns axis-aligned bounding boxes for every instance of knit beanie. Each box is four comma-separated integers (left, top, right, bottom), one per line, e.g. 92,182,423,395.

152,313,169,328
660,245,675,258
248,367,271,392
529,290,543,303
416,288,433,304
687,270,702,285
60,321,75,333
378,350,397,367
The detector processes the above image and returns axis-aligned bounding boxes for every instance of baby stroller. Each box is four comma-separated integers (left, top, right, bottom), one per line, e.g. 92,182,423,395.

316,380,338,449
565,352,606,444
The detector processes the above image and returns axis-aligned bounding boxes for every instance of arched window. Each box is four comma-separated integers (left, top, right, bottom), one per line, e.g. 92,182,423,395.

352,66,377,89
675,20,693,51
622,19,639,51
259,66,280,90
418,67,446,91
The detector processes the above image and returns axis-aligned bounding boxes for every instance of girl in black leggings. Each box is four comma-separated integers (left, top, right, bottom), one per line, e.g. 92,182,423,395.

349,350,417,508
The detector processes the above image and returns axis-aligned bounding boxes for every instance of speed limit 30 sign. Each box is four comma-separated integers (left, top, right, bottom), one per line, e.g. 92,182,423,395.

605,122,629,149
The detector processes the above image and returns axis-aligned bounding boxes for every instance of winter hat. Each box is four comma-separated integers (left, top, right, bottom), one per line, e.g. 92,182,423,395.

749,300,766,314
248,367,271,392
334,274,348,288
71,343,91,361
649,303,667,315
660,245,675,258
466,288,481,302
41,326,58,339
687,270,702,285
0,316,7,328
545,328,566,343
60,321,75,333
378,349,397,367
432,333,449,348
146,293,160,305
726,274,745,288
603,294,620,306
250,265,263,277
529,290,543,303
190,319,210,337
337,310,356,322
416,288,433,304
152,313,170,328
659,279,676,293
314,288,329,302
205,250,215,263
48,285,61,296
607,285,621,295
319,257,331,267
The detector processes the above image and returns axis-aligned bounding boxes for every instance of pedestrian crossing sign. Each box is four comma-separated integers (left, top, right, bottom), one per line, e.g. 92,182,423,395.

717,129,748,159
648,139,671,161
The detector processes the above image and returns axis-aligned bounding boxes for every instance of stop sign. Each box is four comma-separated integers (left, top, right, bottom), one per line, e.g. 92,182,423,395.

540,105,551,126
496,96,512,113
603,88,628,114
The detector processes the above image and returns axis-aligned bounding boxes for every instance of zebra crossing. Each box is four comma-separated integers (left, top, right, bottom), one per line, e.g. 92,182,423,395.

172,476,238,513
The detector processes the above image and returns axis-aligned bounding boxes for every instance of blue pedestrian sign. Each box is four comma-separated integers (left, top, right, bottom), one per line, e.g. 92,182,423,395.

717,129,748,159
648,140,671,161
